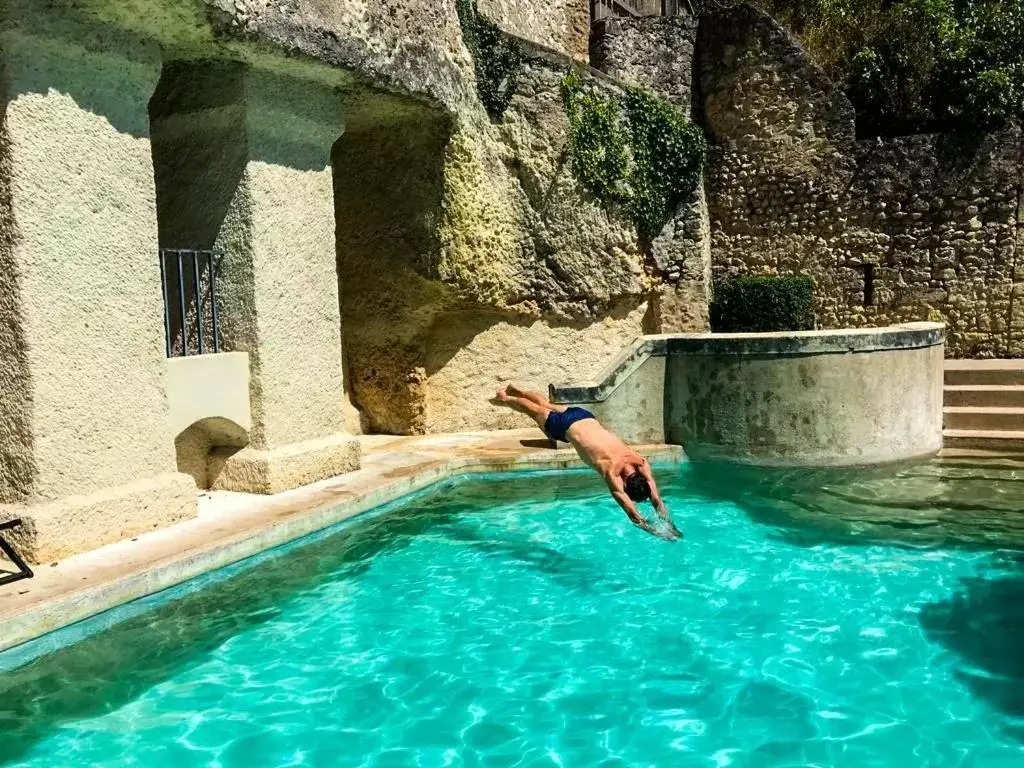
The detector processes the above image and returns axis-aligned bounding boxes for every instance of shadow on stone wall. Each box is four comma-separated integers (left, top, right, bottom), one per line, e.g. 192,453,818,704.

332,100,454,435
149,60,249,250
0,66,36,505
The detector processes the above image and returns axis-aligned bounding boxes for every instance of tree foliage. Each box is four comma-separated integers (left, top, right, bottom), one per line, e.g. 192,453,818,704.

757,0,1024,134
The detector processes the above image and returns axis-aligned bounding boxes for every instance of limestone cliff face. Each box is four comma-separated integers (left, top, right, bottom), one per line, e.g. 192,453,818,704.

334,48,655,434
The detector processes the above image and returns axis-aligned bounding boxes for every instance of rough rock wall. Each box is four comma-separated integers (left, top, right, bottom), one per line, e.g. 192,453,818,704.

698,4,1024,357
478,0,590,61
156,0,663,435
203,0,477,112
589,14,713,333
424,304,649,432
336,54,654,434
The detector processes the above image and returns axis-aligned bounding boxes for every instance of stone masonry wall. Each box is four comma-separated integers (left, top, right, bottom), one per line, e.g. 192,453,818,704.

589,14,713,332
478,0,590,61
698,4,1024,357
590,15,699,110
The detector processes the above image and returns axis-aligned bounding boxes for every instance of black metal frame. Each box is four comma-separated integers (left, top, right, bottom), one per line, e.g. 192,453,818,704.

159,248,224,358
0,519,33,586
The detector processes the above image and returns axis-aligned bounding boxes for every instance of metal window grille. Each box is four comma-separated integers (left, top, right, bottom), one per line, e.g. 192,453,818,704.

159,248,224,357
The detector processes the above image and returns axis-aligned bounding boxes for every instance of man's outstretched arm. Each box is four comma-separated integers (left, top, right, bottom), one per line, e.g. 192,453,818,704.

607,474,658,535
625,457,683,539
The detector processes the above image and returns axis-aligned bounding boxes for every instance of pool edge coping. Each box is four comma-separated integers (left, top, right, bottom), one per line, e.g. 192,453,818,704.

0,441,685,658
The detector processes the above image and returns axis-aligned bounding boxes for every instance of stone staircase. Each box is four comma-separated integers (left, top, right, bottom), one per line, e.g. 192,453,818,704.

943,360,1024,453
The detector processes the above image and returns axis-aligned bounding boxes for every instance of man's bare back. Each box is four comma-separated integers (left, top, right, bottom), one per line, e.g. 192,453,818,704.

493,384,681,540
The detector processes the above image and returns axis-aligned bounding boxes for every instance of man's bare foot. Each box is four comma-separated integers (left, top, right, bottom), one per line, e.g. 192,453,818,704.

492,385,513,406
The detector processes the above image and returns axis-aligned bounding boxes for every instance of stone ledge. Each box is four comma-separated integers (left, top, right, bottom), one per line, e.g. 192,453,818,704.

665,322,946,357
211,434,361,494
0,473,198,565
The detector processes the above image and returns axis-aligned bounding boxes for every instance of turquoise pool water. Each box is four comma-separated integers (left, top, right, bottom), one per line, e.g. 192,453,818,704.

2,463,1024,767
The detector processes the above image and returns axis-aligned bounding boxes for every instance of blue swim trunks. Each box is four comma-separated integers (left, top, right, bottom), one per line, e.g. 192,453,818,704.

544,407,596,442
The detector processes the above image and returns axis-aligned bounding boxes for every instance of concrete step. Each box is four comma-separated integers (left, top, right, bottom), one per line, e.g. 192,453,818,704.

943,428,1024,454
943,385,1024,408
943,406,1024,431
945,359,1024,387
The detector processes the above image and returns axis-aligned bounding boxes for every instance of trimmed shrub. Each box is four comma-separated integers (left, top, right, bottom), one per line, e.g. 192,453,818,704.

711,276,815,333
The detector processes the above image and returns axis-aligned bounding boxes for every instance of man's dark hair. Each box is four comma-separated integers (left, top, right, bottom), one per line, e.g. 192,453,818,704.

624,472,651,503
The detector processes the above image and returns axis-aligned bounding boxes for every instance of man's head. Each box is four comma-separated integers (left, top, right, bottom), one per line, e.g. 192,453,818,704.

624,472,652,503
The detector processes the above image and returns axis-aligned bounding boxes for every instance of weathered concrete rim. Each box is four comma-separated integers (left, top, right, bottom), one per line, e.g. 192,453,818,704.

0,438,683,661
550,334,672,404
666,322,945,357
550,323,945,404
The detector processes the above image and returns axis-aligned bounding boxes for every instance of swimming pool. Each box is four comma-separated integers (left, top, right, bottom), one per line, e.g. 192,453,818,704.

1,462,1023,767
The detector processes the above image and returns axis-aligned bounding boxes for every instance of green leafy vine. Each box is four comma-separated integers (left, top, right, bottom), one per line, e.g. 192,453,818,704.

457,0,525,121
561,71,708,240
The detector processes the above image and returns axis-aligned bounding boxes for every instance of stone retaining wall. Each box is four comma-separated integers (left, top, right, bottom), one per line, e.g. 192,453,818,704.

697,4,1024,357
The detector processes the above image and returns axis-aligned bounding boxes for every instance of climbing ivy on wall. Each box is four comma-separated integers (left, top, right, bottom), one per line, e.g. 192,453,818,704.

457,0,525,121
561,71,708,240
560,72,631,205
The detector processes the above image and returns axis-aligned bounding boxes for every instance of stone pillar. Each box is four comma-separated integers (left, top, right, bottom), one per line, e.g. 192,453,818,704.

591,14,713,332
0,16,196,562
150,63,359,494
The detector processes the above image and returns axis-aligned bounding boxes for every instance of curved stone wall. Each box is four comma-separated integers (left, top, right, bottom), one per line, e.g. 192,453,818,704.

666,323,945,465
552,322,945,466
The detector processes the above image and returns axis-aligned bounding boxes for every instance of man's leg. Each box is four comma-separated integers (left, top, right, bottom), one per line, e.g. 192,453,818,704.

503,384,566,413
493,386,554,431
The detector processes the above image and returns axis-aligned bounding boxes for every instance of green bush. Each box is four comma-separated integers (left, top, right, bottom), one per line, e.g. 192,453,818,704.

624,89,708,238
710,276,815,333
561,72,632,205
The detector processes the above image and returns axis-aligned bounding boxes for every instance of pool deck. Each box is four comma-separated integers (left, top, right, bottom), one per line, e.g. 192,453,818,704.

0,430,683,656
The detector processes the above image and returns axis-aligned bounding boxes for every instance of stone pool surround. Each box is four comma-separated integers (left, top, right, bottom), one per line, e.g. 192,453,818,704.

551,323,946,466
0,431,682,658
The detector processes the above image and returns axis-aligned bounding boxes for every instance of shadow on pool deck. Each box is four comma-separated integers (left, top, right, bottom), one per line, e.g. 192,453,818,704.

919,568,1024,731
0,476,606,763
